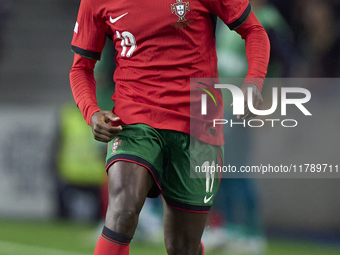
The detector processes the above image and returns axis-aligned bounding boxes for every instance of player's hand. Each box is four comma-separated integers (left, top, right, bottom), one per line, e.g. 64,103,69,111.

236,83,263,120
90,111,122,143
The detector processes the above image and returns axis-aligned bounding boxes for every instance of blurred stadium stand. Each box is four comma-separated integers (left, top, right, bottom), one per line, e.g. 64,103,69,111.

0,0,77,105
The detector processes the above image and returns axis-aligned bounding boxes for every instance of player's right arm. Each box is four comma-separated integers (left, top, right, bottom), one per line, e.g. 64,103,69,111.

70,54,122,143
69,0,121,143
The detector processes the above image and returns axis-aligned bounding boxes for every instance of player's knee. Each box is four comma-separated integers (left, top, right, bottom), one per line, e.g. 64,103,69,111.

114,209,137,225
108,209,139,234
165,241,198,255
165,244,182,255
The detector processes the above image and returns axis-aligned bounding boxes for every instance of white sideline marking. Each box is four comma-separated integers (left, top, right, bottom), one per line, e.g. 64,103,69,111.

0,240,90,255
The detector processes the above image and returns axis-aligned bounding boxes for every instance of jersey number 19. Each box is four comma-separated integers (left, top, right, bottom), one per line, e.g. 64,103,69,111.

116,31,137,57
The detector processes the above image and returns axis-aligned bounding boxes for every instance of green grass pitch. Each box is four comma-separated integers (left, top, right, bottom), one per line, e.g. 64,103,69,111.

0,220,339,255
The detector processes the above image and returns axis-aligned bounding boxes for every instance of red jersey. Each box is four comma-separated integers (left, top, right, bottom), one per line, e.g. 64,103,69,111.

71,0,252,145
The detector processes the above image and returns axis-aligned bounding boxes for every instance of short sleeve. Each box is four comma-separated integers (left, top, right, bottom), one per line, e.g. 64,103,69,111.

207,0,252,30
71,0,107,60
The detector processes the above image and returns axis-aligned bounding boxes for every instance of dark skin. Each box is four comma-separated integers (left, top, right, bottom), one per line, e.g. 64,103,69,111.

90,84,263,254
90,111,122,143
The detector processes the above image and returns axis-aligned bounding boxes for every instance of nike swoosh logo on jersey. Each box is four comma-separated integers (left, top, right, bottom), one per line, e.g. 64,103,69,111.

204,194,214,204
110,12,128,24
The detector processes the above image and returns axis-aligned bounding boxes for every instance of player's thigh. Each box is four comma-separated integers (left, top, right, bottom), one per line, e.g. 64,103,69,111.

105,161,154,235
107,160,154,211
163,199,208,255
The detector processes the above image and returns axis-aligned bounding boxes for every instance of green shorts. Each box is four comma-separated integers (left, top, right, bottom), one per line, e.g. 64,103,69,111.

106,124,223,213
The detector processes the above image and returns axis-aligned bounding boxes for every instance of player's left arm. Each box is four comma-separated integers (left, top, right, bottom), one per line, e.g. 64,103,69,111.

235,11,270,119
70,54,122,143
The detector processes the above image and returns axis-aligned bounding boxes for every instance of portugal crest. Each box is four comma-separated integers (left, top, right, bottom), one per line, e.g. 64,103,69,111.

171,0,190,22
111,138,122,154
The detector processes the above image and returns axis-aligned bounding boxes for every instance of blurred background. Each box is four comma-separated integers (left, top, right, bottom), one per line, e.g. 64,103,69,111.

0,0,339,254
